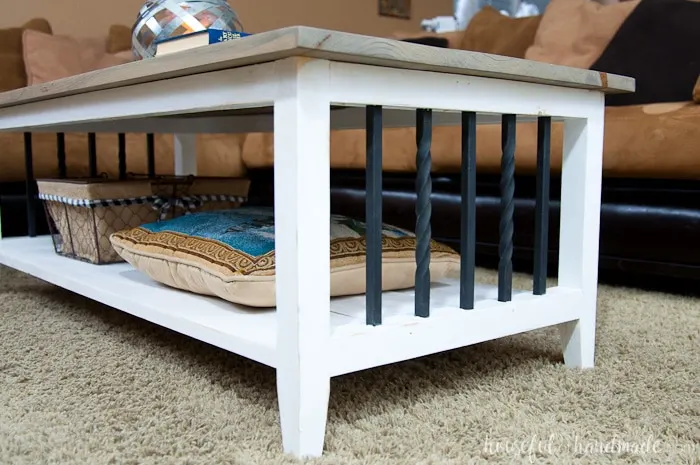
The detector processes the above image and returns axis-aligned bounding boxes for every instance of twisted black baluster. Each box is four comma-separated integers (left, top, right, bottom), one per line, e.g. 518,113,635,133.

499,114,516,302
366,105,383,326
534,116,551,295
415,109,433,318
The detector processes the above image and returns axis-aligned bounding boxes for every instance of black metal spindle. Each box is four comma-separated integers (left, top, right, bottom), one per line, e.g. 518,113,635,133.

24,133,37,237
57,133,67,178
118,133,127,180
533,116,551,295
88,133,97,177
147,133,156,178
499,114,516,302
460,111,477,309
415,109,433,318
366,105,383,326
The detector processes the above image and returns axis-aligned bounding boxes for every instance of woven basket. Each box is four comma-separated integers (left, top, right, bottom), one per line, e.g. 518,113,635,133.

38,176,250,264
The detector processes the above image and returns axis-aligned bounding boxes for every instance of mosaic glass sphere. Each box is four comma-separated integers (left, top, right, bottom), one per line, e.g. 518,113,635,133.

132,0,244,59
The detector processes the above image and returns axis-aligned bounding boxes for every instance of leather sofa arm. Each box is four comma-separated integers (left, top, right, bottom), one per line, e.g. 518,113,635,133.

390,30,464,49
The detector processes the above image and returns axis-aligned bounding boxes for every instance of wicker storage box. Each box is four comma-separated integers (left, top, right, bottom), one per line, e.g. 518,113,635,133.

38,176,250,264
150,175,251,218
38,178,158,264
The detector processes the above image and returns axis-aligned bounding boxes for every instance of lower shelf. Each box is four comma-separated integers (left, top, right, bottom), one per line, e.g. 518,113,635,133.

0,236,583,376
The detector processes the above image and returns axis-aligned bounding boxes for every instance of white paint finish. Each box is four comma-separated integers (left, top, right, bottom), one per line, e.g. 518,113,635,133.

272,58,332,458
18,115,277,134
0,55,612,458
0,107,546,135
0,236,581,378
0,62,279,132
174,133,197,176
556,105,606,369
329,107,548,130
328,286,582,377
0,26,633,110
329,61,602,119
0,236,278,367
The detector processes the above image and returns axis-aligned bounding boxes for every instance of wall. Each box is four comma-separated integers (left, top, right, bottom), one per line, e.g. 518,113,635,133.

1,0,453,38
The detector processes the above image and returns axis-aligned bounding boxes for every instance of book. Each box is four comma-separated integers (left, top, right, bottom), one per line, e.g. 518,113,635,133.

155,29,251,57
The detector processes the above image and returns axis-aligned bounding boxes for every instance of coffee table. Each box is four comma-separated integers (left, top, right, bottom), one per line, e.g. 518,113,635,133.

0,26,633,458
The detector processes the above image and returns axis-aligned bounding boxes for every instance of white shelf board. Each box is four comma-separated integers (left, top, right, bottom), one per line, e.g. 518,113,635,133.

0,236,582,377
0,236,279,368
327,285,582,376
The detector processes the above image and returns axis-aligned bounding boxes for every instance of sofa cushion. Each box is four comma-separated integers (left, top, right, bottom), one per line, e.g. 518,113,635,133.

107,24,133,54
242,102,700,179
22,30,85,85
110,207,460,307
22,30,133,86
524,0,639,69
0,54,28,92
0,18,52,91
0,132,248,183
458,102,700,179
459,7,542,59
590,0,700,106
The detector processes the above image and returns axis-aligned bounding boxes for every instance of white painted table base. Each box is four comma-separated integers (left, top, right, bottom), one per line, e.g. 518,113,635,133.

173,133,197,176
0,56,606,458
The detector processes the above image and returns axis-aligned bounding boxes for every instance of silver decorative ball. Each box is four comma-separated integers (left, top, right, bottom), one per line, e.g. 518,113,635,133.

132,0,244,59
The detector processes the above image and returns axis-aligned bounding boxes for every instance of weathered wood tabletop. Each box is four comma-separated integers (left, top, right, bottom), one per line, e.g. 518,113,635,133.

0,26,634,110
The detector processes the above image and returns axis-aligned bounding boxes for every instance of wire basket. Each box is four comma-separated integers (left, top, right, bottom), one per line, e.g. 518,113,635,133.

38,175,250,264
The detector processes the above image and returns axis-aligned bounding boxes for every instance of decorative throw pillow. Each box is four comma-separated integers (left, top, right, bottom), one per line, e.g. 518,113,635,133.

23,30,136,86
22,30,85,85
110,207,461,308
0,18,52,91
524,0,640,69
460,6,543,59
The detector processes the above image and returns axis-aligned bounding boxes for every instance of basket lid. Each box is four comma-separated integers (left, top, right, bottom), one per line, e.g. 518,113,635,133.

37,177,154,201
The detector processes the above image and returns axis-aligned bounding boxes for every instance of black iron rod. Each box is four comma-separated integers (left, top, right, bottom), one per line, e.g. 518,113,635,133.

415,109,433,318
88,133,97,177
23,133,37,237
365,105,383,326
460,111,477,310
533,116,552,295
57,133,67,178
147,134,156,178
498,114,516,302
118,133,127,180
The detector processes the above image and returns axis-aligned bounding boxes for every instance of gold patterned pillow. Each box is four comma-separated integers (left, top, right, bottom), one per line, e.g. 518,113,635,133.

110,206,460,307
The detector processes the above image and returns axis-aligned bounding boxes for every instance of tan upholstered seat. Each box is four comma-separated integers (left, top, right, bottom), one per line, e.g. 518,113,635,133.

0,132,248,182
241,101,700,180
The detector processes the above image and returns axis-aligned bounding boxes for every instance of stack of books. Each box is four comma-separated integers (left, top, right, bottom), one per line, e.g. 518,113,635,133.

155,29,251,56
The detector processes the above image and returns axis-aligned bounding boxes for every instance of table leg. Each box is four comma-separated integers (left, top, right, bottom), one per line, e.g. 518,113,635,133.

557,105,605,369
273,59,331,458
174,133,197,176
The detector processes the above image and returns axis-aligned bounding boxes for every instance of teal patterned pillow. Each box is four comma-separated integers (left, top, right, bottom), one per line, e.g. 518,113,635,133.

111,207,460,307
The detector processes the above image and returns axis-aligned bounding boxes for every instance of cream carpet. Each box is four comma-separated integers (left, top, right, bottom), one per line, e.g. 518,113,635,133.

0,264,698,465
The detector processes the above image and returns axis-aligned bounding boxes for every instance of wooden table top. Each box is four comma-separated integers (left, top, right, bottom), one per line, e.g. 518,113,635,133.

0,26,634,110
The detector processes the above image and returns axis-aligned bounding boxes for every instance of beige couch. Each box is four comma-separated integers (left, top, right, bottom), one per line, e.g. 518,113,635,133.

0,21,247,182
2,1,700,183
